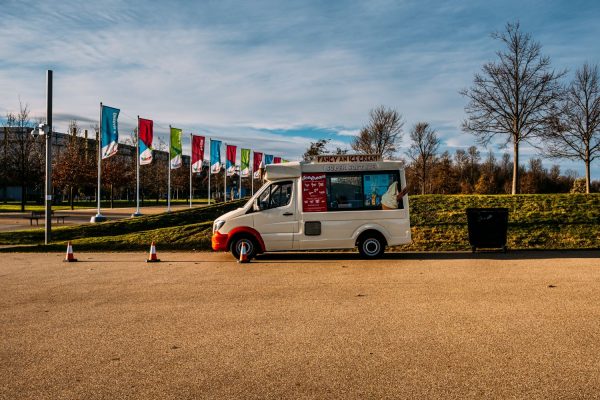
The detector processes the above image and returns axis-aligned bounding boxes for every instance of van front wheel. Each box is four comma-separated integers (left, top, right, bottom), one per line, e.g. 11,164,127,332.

230,235,257,260
358,234,385,259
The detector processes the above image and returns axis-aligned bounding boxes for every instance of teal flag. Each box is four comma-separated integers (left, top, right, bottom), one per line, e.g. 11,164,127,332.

101,105,119,159
210,139,222,174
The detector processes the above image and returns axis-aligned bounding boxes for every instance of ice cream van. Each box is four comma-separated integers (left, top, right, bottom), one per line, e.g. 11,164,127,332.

211,155,411,259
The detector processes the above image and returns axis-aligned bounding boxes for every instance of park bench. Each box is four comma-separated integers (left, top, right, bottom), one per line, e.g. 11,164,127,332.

54,214,68,224
26,211,44,225
25,211,69,225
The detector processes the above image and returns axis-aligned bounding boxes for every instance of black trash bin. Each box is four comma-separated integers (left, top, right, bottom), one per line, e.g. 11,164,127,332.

466,208,509,253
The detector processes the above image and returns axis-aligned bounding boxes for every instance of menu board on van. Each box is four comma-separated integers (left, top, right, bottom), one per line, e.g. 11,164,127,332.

302,173,327,212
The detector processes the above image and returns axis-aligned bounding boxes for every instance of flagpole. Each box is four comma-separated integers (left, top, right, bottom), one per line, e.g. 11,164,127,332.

251,152,254,196
91,102,106,223
167,125,171,213
189,133,192,209
132,116,142,217
98,102,102,214
208,139,211,206
239,161,242,199
223,142,227,202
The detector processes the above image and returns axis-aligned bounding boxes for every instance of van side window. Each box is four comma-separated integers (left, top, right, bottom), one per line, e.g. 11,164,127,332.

363,173,403,209
325,171,402,211
327,175,363,209
259,181,293,210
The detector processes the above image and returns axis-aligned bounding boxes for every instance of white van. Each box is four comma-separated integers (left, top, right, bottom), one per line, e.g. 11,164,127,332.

211,155,411,259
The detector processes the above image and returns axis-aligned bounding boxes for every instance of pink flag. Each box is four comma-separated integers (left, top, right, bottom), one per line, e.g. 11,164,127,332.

226,145,237,176
191,135,205,173
253,152,263,179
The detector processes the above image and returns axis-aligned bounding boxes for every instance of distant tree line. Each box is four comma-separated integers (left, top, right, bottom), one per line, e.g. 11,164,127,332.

1,106,256,208
3,21,599,201
0,107,214,209
304,22,600,195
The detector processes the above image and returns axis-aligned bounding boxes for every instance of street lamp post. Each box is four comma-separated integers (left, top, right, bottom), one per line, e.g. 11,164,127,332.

45,71,52,244
31,70,53,244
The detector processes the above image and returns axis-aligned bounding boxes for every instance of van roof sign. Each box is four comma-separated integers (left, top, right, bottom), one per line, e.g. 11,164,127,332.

313,154,382,163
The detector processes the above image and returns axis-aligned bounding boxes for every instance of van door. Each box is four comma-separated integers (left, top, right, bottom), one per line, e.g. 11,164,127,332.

252,180,298,251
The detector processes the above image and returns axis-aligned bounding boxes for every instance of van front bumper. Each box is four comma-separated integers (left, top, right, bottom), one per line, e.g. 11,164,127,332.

211,231,229,251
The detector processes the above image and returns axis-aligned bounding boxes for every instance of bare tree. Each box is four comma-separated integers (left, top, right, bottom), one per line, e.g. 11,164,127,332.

102,153,133,208
303,139,330,161
4,101,43,210
454,149,468,184
460,21,564,194
52,121,95,209
1,127,9,199
467,146,481,188
543,63,600,193
407,122,440,194
351,105,404,158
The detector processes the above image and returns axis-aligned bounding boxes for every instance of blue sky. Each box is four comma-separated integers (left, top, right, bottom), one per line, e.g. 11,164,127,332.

1,0,599,177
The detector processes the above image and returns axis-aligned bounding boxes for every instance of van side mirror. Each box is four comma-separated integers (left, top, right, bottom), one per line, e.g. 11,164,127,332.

253,199,261,212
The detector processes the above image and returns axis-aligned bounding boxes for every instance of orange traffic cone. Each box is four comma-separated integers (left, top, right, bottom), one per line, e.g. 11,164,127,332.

63,241,77,262
146,241,160,263
238,242,250,264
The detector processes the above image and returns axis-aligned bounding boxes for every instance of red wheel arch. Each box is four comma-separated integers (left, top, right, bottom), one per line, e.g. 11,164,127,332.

227,226,266,253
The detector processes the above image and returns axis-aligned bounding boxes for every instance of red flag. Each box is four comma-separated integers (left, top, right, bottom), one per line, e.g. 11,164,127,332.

253,152,263,179
191,135,205,173
273,157,282,164
138,118,153,165
226,145,237,176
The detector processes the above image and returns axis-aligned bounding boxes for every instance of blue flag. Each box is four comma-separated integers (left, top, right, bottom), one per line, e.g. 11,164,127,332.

210,139,222,174
101,105,119,159
264,154,274,165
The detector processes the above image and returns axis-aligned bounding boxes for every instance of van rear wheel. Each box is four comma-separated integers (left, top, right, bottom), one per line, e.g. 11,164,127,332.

230,235,257,260
358,234,385,259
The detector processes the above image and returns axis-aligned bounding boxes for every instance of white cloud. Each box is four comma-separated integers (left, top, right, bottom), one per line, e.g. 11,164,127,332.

335,129,360,137
2,0,600,177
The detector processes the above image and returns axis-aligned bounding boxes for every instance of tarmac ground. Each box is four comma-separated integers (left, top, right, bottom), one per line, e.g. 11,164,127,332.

1,251,600,399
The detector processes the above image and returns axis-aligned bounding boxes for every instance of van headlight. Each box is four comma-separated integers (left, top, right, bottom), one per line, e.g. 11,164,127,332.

213,220,225,233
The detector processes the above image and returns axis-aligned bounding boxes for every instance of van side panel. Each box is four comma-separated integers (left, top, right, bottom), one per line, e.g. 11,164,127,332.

294,210,411,250
293,167,411,251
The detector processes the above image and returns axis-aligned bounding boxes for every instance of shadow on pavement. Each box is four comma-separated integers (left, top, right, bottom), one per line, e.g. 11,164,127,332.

255,249,600,261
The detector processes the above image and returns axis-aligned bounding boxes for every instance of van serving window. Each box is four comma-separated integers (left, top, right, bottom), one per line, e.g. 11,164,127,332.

325,171,403,211
327,175,363,210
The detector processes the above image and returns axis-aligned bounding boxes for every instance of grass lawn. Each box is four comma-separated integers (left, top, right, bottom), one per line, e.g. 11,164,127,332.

394,194,600,251
0,194,598,252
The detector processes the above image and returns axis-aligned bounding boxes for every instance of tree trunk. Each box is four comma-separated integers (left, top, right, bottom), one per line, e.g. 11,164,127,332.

20,184,26,212
110,184,114,209
512,140,519,195
70,186,74,210
421,162,426,195
585,147,591,194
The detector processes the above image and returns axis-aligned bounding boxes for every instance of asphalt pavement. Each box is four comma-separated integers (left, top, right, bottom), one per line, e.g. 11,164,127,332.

1,251,599,399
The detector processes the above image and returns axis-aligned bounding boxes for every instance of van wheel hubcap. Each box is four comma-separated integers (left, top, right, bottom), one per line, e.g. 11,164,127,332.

363,239,381,256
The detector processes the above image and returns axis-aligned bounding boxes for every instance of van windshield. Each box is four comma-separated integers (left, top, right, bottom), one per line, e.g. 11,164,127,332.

245,181,294,211
258,181,292,209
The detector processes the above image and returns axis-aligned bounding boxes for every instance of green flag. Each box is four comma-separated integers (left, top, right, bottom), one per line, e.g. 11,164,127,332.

241,148,250,177
170,127,182,169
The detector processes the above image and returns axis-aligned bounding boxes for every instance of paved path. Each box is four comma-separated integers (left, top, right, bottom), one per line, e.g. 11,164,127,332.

1,251,600,399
